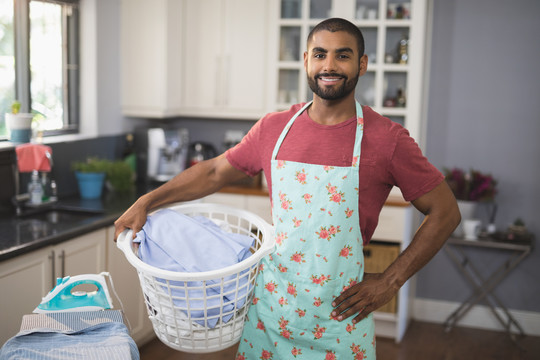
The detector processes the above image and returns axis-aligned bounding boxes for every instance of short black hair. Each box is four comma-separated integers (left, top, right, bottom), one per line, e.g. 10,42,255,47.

307,18,365,58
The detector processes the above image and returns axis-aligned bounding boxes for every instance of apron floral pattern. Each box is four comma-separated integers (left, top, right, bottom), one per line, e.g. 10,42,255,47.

236,101,376,359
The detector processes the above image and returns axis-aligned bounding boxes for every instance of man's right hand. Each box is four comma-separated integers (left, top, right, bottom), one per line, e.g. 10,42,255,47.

113,195,151,242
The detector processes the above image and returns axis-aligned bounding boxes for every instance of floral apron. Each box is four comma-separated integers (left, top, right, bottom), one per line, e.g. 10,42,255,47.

236,101,376,360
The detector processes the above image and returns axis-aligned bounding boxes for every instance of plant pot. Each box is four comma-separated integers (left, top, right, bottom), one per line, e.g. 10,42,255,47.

5,113,33,143
453,200,478,238
75,171,106,199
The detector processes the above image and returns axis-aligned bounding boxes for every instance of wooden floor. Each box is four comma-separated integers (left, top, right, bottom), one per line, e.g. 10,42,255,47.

139,321,540,360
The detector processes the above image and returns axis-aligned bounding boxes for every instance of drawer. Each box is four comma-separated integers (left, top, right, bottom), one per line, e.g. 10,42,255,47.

363,242,401,313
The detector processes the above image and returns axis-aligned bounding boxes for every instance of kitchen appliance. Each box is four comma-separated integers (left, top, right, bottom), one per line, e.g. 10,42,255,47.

188,142,217,167
135,127,189,187
33,273,113,313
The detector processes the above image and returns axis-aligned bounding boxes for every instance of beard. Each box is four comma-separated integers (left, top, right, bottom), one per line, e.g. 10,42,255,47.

307,71,359,100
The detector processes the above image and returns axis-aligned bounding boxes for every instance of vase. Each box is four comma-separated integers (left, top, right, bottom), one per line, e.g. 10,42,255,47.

5,113,33,143
75,171,106,199
453,200,478,238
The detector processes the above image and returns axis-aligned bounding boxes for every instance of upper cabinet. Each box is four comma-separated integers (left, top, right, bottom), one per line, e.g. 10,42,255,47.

121,0,271,120
121,0,430,143
270,0,430,144
121,0,184,118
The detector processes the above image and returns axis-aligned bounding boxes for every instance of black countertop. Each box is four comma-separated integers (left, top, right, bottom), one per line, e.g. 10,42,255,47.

0,192,138,261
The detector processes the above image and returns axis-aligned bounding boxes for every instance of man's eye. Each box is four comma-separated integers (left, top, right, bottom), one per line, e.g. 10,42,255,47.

314,53,325,58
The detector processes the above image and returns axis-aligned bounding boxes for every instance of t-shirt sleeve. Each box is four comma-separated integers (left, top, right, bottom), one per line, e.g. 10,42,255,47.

389,129,444,202
225,116,265,177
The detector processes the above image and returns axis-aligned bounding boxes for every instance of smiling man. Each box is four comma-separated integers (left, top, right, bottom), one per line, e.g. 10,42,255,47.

114,18,460,360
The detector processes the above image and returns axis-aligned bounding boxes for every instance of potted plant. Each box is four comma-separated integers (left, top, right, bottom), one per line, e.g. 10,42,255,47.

71,158,109,199
72,158,135,199
105,161,135,193
444,167,498,237
5,100,34,143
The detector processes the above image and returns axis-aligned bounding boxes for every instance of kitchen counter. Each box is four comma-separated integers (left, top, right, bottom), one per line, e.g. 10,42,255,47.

0,184,409,262
0,192,138,262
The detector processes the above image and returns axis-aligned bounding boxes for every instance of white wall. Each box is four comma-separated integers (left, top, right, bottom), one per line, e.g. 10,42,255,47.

80,0,126,137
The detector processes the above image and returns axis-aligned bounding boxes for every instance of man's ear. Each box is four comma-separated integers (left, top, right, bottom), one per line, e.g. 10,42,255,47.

359,54,368,76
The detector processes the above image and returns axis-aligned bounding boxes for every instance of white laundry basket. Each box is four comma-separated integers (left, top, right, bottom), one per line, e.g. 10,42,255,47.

116,203,274,353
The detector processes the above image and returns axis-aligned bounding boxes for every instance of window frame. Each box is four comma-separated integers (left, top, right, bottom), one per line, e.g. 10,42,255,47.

11,0,80,137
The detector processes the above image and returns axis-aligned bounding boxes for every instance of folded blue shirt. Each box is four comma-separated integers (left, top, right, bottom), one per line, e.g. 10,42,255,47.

134,209,254,328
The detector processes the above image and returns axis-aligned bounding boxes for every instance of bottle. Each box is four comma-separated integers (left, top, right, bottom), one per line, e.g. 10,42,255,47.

40,172,50,202
189,143,204,167
396,88,406,107
398,34,409,64
123,133,136,173
29,170,43,205
49,180,58,202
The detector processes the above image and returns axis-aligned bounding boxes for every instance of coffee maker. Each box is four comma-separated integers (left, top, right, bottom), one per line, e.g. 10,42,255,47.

135,127,189,189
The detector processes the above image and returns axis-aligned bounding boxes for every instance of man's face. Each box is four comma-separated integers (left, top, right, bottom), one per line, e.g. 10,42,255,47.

304,30,366,101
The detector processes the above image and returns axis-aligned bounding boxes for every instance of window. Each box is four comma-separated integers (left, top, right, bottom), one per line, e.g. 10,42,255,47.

0,0,80,139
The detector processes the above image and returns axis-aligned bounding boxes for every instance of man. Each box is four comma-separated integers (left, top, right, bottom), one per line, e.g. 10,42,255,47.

115,18,460,359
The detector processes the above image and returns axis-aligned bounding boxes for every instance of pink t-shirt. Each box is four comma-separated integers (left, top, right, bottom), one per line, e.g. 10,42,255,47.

226,103,443,244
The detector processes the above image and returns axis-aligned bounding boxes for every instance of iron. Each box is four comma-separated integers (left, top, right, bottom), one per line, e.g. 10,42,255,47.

33,272,113,313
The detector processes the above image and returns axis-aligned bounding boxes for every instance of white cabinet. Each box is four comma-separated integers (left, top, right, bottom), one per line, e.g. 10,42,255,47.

106,226,154,345
180,0,270,119
0,229,107,346
270,0,430,145
120,0,184,118
370,203,415,342
121,0,271,120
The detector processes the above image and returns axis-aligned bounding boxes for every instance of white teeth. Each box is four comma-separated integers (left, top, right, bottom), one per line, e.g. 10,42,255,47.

320,77,341,82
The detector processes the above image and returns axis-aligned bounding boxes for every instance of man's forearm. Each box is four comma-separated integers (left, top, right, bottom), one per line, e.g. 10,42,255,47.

382,182,460,289
140,154,241,212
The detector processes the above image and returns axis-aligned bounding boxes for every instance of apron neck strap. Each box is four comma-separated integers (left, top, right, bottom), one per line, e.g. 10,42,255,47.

272,101,364,164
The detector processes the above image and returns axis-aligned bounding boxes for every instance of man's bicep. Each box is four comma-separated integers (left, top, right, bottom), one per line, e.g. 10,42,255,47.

411,180,457,216
214,153,252,184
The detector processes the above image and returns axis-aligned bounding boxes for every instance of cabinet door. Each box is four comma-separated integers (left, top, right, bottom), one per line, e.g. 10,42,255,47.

182,0,223,111
246,195,272,224
55,229,107,277
221,0,269,116
0,247,52,345
106,226,154,345
181,0,269,119
121,0,184,117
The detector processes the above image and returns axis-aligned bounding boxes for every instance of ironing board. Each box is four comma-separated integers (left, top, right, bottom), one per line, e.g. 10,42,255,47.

0,310,139,360
19,310,126,331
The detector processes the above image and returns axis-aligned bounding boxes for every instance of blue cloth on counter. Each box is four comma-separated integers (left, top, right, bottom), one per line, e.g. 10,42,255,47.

134,209,254,328
0,322,139,360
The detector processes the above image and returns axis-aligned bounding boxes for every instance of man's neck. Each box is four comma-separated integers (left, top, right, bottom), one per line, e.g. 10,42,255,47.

307,95,357,126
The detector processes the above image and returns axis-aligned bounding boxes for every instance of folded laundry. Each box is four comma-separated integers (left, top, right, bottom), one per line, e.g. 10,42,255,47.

134,209,254,328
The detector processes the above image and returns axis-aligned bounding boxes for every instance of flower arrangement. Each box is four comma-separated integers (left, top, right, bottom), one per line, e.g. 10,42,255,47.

443,167,497,202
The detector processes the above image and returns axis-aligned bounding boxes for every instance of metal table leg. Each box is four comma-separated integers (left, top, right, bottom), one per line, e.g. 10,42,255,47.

443,243,531,340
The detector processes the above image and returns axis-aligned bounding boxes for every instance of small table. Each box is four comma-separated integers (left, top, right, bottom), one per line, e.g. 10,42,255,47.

443,235,533,340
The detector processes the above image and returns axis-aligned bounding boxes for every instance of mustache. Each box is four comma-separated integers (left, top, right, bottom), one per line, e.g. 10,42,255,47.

315,73,347,80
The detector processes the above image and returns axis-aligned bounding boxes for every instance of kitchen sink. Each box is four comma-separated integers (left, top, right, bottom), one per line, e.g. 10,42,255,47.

19,208,103,224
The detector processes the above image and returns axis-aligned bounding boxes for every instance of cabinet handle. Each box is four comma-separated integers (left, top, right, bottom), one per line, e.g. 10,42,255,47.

215,56,221,107
59,250,65,277
49,250,55,288
223,55,230,106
